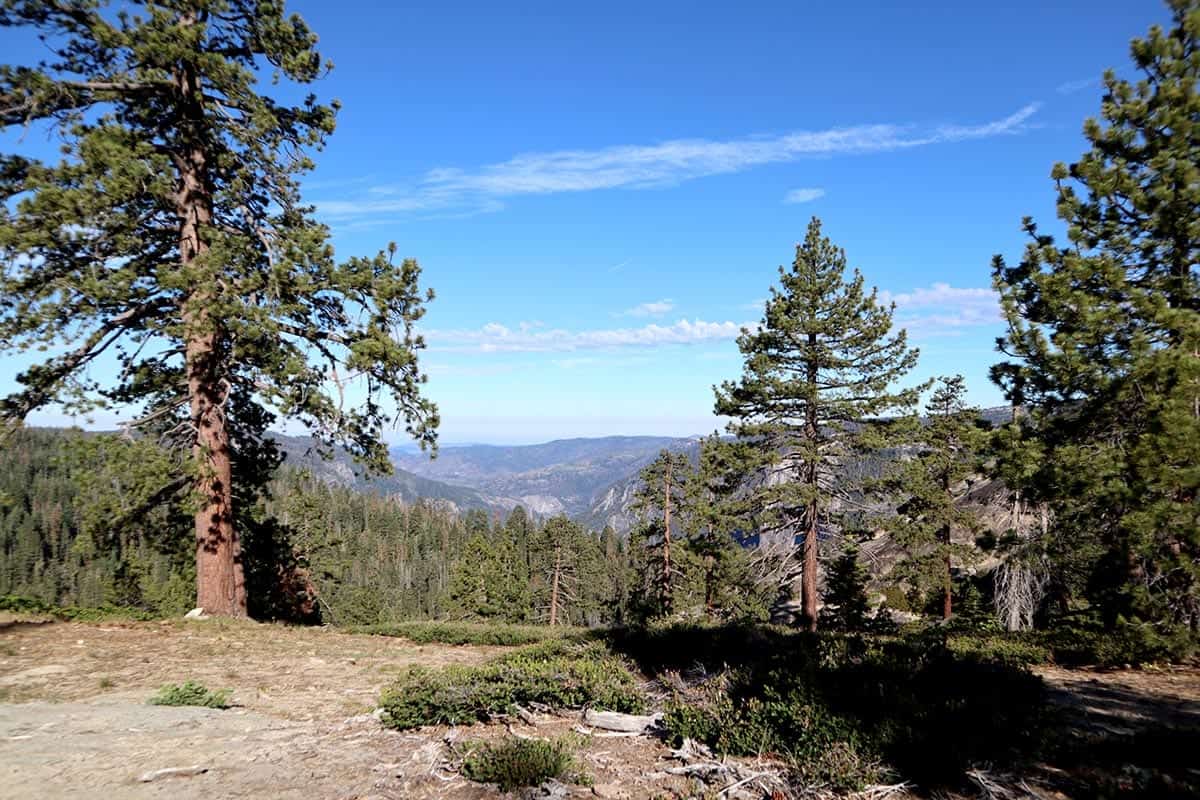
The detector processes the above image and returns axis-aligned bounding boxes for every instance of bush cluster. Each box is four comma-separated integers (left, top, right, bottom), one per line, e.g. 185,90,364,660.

148,681,231,709
0,594,156,622
944,633,1051,667
944,623,1197,669
649,625,1050,791
665,671,879,790
460,737,586,791
378,639,644,730
355,620,580,646
1034,622,1196,667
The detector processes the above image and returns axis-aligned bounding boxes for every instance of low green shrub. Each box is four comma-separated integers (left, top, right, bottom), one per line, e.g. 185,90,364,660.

148,681,231,709
0,595,54,615
880,585,911,613
647,626,1050,791
0,595,156,622
355,620,581,646
55,604,157,622
664,672,880,790
461,737,586,791
1035,622,1196,667
946,633,1051,667
378,639,644,730
942,623,1198,669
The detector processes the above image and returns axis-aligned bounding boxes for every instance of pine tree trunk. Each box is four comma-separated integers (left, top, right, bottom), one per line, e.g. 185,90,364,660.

662,461,673,614
802,495,818,632
801,333,819,632
176,39,246,618
941,472,952,621
704,553,716,618
942,542,952,621
549,545,561,626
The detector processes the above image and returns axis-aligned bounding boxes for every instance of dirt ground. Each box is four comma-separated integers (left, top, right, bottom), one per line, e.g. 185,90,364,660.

3,617,1199,799
0,617,692,800
1035,663,1200,735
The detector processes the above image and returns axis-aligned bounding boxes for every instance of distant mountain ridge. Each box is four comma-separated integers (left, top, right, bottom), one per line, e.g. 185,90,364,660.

24,412,1019,532
270,433,507,514
391,435,699,520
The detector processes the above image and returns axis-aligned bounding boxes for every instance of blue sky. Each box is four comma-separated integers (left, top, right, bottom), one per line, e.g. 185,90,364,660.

0,0,1170,444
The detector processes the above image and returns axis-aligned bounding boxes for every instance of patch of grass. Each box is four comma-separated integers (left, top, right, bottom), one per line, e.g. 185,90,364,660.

98,676,115,689
378,639,644,730
461,736,587,791
354,620,584,646
148,681,231,709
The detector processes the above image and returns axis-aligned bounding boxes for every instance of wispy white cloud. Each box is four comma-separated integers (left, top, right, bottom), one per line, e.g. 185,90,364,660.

552,355,654,369
425,283,1002,355
881,282,1002,336
316,104,1041,218
783,187,825,204
427,319,748,353
621,299,675,317
1056,77,1099,95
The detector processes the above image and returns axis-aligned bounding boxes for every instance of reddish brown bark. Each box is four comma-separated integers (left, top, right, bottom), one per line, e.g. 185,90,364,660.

548,545,562,626
942,546,953,621
941,473,952,621
802,495,819,632
176,27,246,617
661,458,673,614
801,332,819,632
704,553,716,618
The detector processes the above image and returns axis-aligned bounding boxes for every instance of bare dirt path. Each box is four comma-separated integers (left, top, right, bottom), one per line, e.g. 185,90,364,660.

0,618,680,800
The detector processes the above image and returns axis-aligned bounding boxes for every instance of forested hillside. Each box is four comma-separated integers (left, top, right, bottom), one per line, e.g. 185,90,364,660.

0,428,656,625
272,433,503,515
392,435,696,517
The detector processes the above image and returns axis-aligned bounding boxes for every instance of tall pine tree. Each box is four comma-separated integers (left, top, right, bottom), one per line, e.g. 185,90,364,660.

631,448,694,617
715,217,921,631
992,0,1200,633
0,1,438,616
878,375,986,620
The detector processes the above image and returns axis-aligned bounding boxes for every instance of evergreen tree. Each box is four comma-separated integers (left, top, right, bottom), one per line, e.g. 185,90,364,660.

714,217,922,631
0,1,437,616
492,507,533,622
687,434,769,621
821,541,870,631
598,524,631,623
879,376,986,620
531,515,581,626
631,448,694,617
991,0,1200,633
446,533,505,620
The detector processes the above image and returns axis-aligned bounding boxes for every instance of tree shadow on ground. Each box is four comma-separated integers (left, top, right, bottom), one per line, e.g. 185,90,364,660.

601,624,1200,796
601,624,1050,791
1039,672,1200,798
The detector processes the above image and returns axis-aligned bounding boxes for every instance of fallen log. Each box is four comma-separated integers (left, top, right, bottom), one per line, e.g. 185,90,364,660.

137,765,208,782
581,709,661,733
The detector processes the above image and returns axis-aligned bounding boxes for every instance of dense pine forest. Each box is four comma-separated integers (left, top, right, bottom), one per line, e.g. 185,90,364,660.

0,427,637,625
